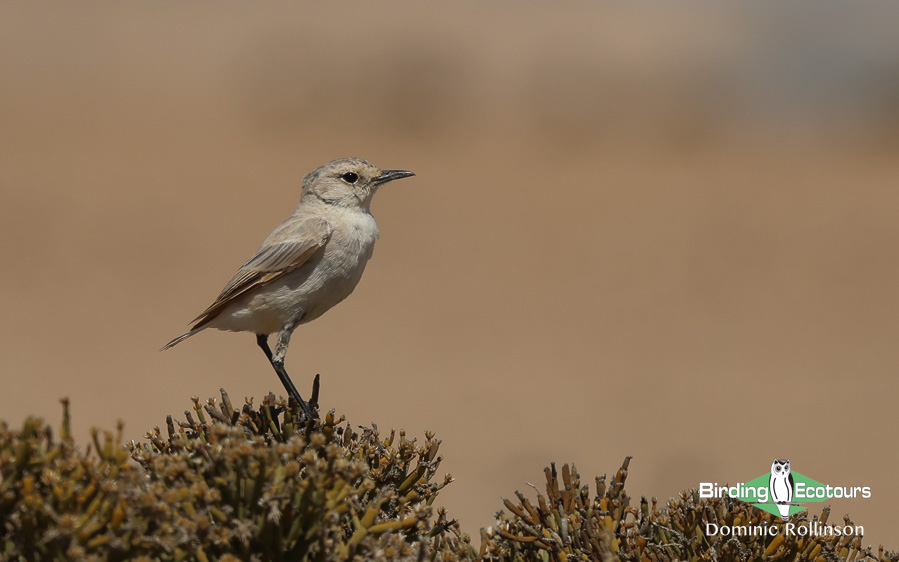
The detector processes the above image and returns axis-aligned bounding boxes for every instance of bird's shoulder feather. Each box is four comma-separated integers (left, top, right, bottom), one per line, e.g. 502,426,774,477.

189,216,333,328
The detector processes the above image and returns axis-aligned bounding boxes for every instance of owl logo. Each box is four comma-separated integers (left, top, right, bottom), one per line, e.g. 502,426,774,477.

769,459,794,521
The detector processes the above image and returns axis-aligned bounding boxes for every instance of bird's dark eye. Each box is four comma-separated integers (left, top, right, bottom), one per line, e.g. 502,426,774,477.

341,172,359,184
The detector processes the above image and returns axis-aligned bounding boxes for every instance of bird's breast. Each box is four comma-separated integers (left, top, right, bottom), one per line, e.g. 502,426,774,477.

293,211,379,320
328,211,379,267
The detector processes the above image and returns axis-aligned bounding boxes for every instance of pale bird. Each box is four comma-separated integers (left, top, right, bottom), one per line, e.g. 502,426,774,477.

163,158,415,419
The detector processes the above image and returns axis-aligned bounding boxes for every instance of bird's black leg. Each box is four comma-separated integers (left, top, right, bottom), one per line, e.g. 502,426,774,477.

256,333,316,421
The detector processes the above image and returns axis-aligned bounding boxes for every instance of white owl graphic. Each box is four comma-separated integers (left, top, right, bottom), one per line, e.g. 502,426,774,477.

769,459,794,521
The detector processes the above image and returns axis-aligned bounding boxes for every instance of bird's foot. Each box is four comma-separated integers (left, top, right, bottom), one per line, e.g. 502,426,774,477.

272,360,316,422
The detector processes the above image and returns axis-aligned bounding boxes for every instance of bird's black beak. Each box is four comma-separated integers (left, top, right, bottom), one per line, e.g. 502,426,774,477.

374,170,415,185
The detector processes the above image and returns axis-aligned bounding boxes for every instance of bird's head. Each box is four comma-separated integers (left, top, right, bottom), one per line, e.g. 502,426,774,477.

301,158,414,211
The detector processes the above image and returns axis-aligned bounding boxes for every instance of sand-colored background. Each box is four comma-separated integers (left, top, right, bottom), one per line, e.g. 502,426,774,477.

2,2,898,547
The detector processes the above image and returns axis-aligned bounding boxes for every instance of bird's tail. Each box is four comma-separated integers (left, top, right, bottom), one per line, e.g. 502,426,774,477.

160,329,201,351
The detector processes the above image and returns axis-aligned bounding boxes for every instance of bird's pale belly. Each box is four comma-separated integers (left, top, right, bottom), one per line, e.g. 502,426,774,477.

209,243,374,335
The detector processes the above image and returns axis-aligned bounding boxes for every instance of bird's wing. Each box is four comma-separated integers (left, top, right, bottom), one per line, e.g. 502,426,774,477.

189,216,333,329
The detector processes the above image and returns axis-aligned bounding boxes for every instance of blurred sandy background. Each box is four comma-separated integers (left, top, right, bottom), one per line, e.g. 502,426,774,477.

2,1,898,548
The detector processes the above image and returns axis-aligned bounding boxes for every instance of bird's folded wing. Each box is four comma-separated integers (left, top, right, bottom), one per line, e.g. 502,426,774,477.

189,216,333,328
